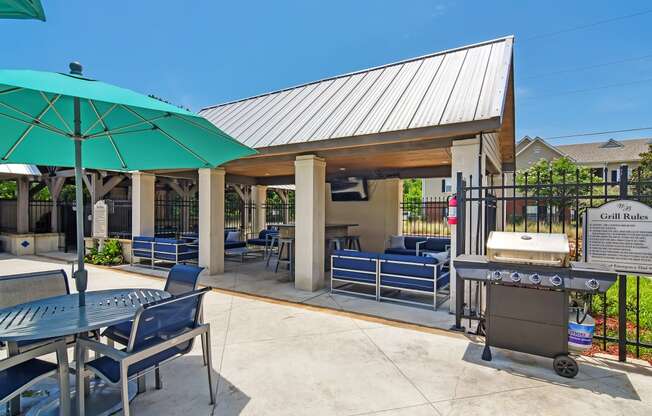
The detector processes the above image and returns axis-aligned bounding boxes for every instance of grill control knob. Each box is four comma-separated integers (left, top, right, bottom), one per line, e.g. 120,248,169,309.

586,279,600,291
510,272,521,282
550,275,563,287
529,273,541,284
491,271,502,281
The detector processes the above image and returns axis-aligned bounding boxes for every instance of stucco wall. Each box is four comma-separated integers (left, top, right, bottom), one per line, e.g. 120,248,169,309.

325,178,401,253
422,177,452,199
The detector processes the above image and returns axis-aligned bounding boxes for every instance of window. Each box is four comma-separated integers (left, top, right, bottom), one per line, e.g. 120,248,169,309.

611,170,618,182
441,178,452,193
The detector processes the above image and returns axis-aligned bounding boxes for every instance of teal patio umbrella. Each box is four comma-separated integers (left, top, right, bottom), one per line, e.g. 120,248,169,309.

0,0,45,21
0,63,256,305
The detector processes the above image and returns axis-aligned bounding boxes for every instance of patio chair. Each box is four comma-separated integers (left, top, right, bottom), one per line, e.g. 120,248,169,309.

0,270,73,353
103,264,204,346
76,288,214,416
0,338,71,416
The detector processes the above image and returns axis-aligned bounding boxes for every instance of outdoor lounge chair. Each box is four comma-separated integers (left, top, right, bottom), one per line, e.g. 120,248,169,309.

330,251,450,309
76,288,214,416
385,236,451,257
102,264,204,346
131,236,199,268
246,227,279,257
0,338,71,416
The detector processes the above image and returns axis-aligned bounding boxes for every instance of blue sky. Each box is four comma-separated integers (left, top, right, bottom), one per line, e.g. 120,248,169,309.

1,0,650,145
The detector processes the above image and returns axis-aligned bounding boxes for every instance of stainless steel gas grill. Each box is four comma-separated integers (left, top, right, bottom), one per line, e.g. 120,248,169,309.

454,232,617,378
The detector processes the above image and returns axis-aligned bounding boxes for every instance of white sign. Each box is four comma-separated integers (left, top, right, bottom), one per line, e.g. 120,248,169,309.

585,200,652,275
92,200,108,239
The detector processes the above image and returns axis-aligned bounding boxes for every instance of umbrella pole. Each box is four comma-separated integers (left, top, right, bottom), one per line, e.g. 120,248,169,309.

73,96,87,306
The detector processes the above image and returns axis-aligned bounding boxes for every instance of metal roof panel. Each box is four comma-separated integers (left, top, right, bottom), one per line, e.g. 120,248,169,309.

331,65,403,139
199,36,514,149
380,55,443,133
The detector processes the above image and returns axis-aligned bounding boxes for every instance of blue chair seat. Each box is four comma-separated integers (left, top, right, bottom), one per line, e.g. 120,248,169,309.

225,241,246,250
381,276,434,292
87,341,186,384
0,358,57,399
332,269,376,284
384,248,416,256
247,238,277,247
153,251,198,261
102,321,132,345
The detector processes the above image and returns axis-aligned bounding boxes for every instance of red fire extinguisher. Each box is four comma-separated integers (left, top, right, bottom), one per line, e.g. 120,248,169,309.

448,195,457,225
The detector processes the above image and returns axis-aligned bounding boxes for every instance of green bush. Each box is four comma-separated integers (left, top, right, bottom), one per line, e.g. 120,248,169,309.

592,275,652,360
85,239,124,265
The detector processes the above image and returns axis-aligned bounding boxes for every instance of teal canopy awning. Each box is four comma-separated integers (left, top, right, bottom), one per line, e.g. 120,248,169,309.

0,0,45,21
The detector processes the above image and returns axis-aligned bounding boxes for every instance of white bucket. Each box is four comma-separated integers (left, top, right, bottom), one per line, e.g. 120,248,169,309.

568,309,595,352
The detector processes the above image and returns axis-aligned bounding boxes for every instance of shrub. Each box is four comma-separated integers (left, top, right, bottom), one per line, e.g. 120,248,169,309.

85,239,124,265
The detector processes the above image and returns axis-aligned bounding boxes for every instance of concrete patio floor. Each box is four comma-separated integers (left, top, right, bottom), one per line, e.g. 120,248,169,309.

117,256,455,331
2,253,652,416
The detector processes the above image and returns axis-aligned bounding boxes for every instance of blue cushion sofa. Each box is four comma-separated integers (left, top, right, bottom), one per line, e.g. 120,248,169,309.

224,231,246,250
330,250,450,309
385,236,451,257
131,236,199,268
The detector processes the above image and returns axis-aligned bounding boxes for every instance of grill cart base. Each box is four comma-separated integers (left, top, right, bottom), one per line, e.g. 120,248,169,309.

454,232,617,380
481,284,578,378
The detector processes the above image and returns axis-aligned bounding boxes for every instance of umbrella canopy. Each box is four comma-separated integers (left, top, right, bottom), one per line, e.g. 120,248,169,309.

0,67,255,169
0,63,256,305
0,0,45,21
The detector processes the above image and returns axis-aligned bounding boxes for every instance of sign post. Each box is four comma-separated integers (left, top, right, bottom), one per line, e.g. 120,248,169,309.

584,198,652,362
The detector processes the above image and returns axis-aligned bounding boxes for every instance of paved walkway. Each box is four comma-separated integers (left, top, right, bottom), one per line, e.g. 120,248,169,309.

2,254,652,416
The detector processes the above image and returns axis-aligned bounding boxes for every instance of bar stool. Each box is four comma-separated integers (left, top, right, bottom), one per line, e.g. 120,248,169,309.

346,235,362,251
327,237,347,252
265,234,280,269
275,237,294,275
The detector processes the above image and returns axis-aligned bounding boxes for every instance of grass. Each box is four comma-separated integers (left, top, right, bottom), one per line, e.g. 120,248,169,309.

591,276,652,362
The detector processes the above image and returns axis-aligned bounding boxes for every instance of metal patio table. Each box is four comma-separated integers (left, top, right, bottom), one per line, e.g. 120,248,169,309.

0,288,170,416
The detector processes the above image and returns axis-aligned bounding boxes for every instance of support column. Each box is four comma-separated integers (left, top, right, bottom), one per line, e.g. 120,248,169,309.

47,177,65,233
131,172,156,237
198,168,225,275
16,177,29,233
450,137,485,315
252,185,267,232
294,155,326,291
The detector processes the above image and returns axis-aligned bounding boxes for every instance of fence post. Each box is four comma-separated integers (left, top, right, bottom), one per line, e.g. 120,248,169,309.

453,171,465,330
617,164,628,362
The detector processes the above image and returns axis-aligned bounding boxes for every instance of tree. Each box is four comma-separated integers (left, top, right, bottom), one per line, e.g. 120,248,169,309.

631,143,652,197
402,178,422,202
515,157,601,221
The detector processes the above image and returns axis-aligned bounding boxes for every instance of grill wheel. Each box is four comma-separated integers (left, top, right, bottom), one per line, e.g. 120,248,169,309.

553,354,579,378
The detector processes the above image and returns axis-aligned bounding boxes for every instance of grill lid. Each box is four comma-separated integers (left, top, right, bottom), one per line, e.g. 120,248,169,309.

486,232,570,267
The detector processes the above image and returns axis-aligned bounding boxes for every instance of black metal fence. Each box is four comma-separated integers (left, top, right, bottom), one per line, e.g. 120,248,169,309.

400,197,450,237
155,197,198,238
264,202,294,225
106,200,132,239
455,165,652,363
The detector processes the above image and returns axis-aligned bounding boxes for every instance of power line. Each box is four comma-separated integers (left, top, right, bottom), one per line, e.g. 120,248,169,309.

520,77,652,101
543,127,652,141
523,9,652,41
521,53,652,80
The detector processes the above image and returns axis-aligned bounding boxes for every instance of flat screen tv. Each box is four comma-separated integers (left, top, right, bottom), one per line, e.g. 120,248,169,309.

330,177,369,201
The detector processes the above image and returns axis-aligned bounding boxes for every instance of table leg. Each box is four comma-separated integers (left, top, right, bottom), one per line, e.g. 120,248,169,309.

7,342,20,416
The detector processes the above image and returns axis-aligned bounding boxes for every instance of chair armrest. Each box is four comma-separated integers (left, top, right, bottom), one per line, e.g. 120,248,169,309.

123,324,209,366
0,338,66,371
77,336,129,361
415,240,427,256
